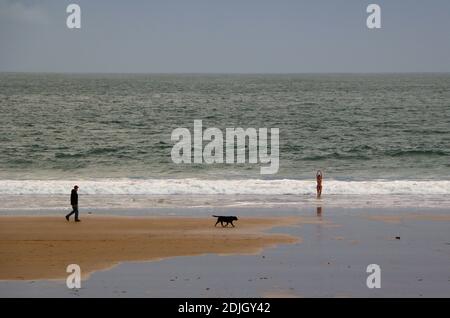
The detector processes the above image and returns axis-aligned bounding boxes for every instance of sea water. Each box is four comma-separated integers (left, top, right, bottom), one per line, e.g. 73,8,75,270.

1,73,449,211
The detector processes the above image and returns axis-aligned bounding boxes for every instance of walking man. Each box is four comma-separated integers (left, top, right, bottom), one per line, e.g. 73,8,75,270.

66,185,81,222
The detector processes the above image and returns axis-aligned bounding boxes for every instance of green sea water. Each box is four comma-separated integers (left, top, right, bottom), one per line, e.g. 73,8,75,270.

1,73,449,181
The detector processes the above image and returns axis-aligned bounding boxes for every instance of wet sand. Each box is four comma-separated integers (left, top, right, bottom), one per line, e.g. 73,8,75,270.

0,215,300,281
365,214,450,224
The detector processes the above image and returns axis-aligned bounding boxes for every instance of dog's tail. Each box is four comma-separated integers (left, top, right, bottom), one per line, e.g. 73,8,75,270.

212,215,219,217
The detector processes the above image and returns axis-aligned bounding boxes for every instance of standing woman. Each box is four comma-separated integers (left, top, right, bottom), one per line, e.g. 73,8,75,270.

316,170,323,198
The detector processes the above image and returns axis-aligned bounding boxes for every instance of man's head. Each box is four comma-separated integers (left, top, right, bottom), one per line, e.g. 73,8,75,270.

74,185,79,191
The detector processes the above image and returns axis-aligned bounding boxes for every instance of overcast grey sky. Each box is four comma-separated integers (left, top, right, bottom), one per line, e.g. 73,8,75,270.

1,0,449,73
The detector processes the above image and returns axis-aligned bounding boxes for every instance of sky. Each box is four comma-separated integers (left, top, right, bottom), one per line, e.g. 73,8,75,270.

1,0,450,73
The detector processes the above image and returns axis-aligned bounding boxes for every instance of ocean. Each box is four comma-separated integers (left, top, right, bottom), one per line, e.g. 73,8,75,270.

1,73,449,211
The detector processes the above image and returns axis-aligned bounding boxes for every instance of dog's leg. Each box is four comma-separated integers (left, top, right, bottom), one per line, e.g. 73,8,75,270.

231,221,235,227
215,220,220,227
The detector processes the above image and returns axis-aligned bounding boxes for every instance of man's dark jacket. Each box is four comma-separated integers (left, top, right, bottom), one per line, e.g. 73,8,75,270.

71,189,78,206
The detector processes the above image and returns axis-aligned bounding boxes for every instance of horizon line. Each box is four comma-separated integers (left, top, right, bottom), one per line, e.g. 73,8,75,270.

1,71,450,76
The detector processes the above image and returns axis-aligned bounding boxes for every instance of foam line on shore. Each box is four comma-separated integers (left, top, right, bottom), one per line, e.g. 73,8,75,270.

0,178,449,195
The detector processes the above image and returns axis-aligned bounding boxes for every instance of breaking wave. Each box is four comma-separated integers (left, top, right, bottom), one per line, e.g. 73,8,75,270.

0,178,449,196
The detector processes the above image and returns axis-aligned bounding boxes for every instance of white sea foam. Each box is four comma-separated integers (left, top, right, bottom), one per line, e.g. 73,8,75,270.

0,178,449,195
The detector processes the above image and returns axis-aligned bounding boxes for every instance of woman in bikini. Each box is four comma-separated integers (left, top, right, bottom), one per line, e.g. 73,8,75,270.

316,170,323,198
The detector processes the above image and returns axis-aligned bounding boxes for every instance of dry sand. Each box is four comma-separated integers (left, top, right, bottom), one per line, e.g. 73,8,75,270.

0,215,300,281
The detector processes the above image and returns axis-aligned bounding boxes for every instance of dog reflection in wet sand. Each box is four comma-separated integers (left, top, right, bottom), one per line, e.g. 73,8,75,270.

213,215,239,227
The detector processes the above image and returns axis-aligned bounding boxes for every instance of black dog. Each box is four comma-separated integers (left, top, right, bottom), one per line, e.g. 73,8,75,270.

213,215,238,227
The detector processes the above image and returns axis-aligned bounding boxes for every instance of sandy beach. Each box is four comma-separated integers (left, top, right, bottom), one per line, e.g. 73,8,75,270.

0,215,300,281
0,207,449,297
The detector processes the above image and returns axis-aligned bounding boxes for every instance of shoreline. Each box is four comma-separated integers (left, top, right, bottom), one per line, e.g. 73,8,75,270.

0,215,301,281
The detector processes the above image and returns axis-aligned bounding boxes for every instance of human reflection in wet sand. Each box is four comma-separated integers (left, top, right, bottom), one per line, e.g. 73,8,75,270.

315,206,323,241
316,206,323,218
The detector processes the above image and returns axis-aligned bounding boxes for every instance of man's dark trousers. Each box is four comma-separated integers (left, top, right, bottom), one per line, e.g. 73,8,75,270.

66,205,79,220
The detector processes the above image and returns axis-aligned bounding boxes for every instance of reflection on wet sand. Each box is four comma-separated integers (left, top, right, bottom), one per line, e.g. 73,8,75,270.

316,206,323,218
316,206,323,241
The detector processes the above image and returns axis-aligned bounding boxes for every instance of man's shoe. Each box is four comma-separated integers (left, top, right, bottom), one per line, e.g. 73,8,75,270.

75,219,81,222
65,215,70,221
